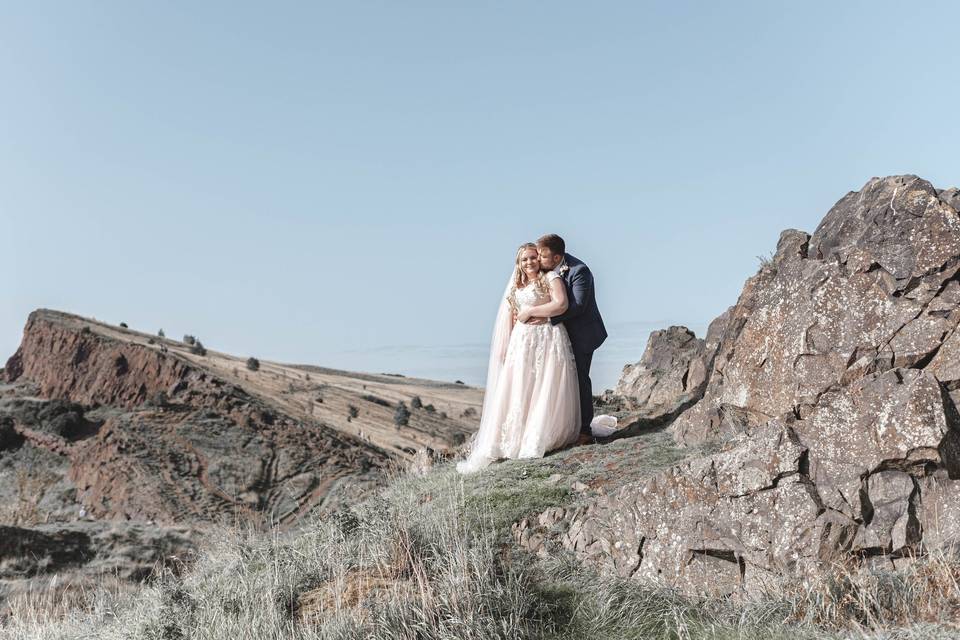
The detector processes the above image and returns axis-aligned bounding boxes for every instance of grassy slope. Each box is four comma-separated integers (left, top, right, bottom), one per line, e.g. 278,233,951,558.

3,429,959,639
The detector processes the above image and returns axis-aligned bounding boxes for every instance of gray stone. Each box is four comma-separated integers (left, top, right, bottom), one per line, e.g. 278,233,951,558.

672,176,960,447
917,472,960,552
808,175,960,280
793,369,952,520
614,326,710,424
855,471,917,553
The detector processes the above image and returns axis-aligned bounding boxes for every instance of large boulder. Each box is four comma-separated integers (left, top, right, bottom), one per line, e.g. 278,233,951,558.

611,312,730,428
614,326,707,423
517,423,833,595
807,176,960,279
792,368,958,521
671,176,960,446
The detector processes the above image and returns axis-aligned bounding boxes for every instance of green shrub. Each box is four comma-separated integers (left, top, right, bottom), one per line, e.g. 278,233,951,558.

362,394,392,408
148,391,168,408
394,402,410,428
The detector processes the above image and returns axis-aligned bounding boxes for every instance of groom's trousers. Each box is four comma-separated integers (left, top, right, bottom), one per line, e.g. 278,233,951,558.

572,349,594,435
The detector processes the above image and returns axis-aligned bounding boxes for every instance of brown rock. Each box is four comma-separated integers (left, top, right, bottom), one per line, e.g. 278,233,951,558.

808,175,960,280
672,176,960,447
1,311,392,526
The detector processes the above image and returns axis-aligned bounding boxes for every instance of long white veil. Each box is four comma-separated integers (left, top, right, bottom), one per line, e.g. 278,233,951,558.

457,268,516,473
480,269,516,418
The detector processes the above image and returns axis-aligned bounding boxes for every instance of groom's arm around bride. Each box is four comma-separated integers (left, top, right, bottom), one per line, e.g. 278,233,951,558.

536,234,608,440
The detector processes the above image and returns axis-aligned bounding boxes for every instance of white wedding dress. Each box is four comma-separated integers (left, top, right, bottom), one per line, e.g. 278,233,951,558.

457,271,581,474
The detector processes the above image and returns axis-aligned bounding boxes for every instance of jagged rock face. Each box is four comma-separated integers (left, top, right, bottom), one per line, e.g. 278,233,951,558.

1,312,391,527
515,175,960,596
516,423,828,595
0,389,384,526
613,320,727,425
808,177,960,279
7,311,259,411
671,175,960,446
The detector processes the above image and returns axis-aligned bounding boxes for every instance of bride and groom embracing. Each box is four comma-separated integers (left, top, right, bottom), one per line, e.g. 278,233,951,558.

457,234,607,474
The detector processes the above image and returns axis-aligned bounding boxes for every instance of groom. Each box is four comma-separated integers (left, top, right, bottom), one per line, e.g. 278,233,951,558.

532,234,607,444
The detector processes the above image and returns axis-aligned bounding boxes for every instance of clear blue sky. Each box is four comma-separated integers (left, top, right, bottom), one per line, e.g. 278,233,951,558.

3,1,959,389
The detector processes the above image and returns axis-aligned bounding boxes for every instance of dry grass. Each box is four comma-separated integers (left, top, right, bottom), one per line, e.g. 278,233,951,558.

4,455,960,639
781,552,960,632
0,572,132,630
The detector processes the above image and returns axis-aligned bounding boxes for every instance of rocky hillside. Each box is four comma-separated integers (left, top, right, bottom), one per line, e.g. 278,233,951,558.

517,175,960,595
0,310,481,611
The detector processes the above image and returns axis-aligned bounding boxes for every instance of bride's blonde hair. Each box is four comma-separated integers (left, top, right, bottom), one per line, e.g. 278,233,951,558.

509,243,549,312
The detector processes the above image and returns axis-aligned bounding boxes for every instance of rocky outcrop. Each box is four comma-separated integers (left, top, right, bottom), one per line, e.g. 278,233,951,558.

4,309,479,459
7,310,288,413
517,365,960,595
671,176,960,446
0,390,386,528
515,175,960,596
613,317,728,426
1,312,393,526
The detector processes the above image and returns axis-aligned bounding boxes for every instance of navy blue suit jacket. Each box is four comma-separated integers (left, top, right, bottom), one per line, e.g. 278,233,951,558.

550,253,607,354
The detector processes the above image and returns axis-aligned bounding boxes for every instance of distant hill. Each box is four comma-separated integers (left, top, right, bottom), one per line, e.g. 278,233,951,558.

0,309,481,609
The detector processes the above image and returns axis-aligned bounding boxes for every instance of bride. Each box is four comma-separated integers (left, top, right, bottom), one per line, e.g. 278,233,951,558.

457,243,581,474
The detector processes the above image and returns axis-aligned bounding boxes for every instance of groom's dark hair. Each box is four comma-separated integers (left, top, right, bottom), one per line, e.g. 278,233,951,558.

536,234,565,256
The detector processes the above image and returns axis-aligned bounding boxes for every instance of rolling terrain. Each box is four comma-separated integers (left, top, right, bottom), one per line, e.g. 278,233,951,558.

0,309,481,613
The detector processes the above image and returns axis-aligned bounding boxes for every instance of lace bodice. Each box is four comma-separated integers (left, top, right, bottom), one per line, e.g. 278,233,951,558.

510,272,561,312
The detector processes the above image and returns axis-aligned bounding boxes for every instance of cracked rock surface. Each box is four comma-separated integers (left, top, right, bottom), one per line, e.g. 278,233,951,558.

516,175,960,595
